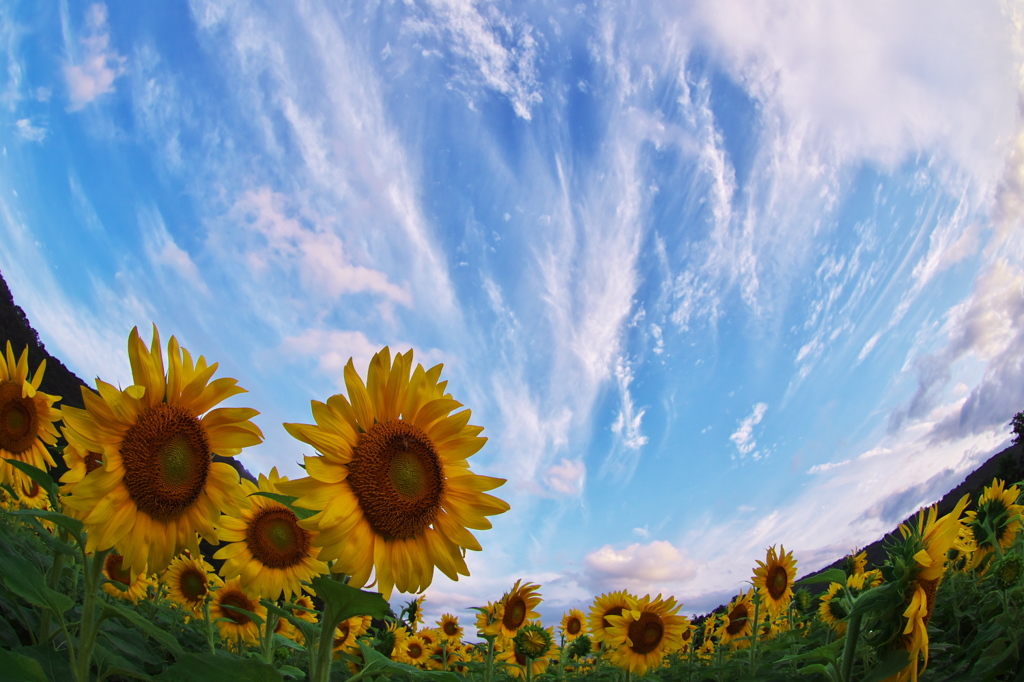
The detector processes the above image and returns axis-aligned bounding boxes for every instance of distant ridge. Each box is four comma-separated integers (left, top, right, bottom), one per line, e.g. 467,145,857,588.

0,268,258,487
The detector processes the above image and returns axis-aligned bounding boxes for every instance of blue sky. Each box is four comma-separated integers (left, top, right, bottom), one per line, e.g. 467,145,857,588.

1,0,1023,625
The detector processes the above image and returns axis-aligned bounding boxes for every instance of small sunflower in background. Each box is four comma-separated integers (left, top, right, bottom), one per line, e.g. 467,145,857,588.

559,608,587,642
716,589,754,648
333,615,373,658
485,579,542,640
60,326,264,578
214,467,327,600
0,342,61,490
58,425,105,518
15,478,50,513
474,599,502,636
211,577,266,650
588,590,637,645
279,347,510,599
752,545,798,619
402,594,427,632
843,548,867,576
438,613,463,642
394,632,430,668
603,593,687,676
163,552,221,613
965,478,1023,571
101,551,153,604
286,594,319,646
818,581,850,635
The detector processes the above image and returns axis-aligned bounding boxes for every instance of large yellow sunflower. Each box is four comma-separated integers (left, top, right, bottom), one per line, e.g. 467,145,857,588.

211,577,267,650
60,326,264,577
588,590,638,645
214,467,327,600
717,589,754,648
279,348,509,599
333,615,373,658
0,342,61,489
604,593,687,676
163,553,221,613
752,545,798,619
484,579,542,640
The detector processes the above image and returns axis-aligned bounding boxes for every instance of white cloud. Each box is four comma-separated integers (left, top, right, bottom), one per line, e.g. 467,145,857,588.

543,458,586,497
139,205,209,296
807,459,850,474
14,118,46,142
226,187,412,306
584,540,698,595
729,402,768,459
64,3,126,111
610,357,648,451
279,328,382,392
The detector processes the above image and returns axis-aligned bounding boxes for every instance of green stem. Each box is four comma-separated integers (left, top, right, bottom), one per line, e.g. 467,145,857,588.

524,656,534,682
749,594,761,676
72,548,111,682
312,617,336,682
203,599,217,655
484,637,495,682
839,612,863,682
263,610,280,664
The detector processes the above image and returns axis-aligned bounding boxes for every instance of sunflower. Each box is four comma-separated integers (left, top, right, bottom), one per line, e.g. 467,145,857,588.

438,613,463,642
716,589,754,648
588,590,638,645
497,625,555,680
843,549,867,576
604,593,687,676
678,621,697,654
752,545,798,619
485,579,542,640
60,326,264,578
395,633,430,668
333,615,373,658
16,478,50,512
101,551,152,603
278,348,510,599
560,608,587,642
474,600,502,636
404,594,427,632
0,342,61,490
58,426,105,518
965,479,1023,571
211,577,267,649
818,581,850,634
214,467,327,600
887,495,969,682
163,553,221,613
286,594,319,646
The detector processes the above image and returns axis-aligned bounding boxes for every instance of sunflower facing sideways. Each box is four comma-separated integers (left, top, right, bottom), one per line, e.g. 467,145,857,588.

752,545,798,620
717,589,754,648
163,552,221,613
211,577,267,650
588,590,638,645
279,347,510,599
214,467,327,600
485,579,543,640
60,326,264,578
0,341,61,490
965,478,1023,571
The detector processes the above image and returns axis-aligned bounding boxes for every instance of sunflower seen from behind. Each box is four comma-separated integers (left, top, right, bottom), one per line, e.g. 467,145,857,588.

752,545,798,620
603,593,687,676
0,342,61,490
60,326,264,577
215,467,327,600
279,348,510,599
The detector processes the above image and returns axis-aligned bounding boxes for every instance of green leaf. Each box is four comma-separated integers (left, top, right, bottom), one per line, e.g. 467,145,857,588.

249,492,318,520
263,601,319,645
776,640,843,665
794,568,848,587
0,551,73,614
0,647,49,682
154,653,284,681
3,460,58,505
357,641,461,681
848,582,900,619
102,600,185,656
309,576,389,630
13,644,73,682
92,641,153,681
277,664,306,679
218,603,265,629
861,649,911,682
7,509,85,543
796,663,831,677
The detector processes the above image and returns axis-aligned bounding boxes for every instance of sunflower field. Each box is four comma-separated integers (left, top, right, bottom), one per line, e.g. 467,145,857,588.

0,329,1022,681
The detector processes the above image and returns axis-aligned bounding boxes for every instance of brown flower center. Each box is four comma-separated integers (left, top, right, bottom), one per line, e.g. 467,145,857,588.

767,564,789,600
179,566,209,602
601,606,624,630
725,603,750,636
0,381,38,455
219,590,254,625
85,451,104,474
443,620,459,636
246,505,311,569
334,623,351,648
627,612,664,655
408,642,423,659
347,420,444,540
120,404,211,521
104,553,133,586
566,616,582,635
503,595,528,631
